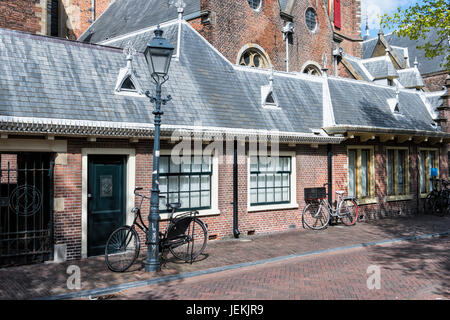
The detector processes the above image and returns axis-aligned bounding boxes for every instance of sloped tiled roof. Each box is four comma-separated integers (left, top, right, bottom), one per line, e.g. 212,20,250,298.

361,56,399,80
79,0,201,44
363,28,448,75
397,68,425,89
0,22,446,141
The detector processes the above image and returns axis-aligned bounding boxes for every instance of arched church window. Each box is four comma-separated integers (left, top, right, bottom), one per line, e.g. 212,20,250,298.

239,48,270,69
303,65,322,76
247,0,262,11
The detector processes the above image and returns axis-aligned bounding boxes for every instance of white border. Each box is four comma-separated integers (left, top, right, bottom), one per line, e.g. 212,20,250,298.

247,150,298,212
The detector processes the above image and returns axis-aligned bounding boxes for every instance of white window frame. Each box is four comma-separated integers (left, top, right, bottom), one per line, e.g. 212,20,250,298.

159,149,220,220
247,151,298,212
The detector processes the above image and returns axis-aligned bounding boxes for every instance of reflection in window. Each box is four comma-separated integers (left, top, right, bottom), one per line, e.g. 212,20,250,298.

159,155,212,212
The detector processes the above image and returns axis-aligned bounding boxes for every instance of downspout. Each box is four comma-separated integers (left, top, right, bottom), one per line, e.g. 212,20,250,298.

89,0,96,23
327,144,333,207
233,139,240,238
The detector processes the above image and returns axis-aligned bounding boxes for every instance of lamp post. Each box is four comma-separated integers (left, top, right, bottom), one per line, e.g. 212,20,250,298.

143,26,174,272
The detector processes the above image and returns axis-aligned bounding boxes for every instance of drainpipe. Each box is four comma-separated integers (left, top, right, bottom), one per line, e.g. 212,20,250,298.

327,144,333,207
282,22,294,72
89,0,96,23
233,139,240,238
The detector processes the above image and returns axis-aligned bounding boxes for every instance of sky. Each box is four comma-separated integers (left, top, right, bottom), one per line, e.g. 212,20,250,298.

361,0,424,39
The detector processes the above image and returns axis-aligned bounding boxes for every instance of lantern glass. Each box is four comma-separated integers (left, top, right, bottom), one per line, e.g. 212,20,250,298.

144,28,174,78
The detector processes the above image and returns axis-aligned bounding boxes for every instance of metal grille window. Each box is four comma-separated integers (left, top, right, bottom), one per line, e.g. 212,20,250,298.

159,155,212,212
247,0,261,10
250,156,291,206
305,8,317,31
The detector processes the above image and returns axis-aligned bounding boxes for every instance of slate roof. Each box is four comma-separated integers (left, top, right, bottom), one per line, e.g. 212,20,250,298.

341,54,373,82
0,22,446,141
328,78,437,132
361,56,399,80
363,28,448,75
78,0,200,44
397,68,425,89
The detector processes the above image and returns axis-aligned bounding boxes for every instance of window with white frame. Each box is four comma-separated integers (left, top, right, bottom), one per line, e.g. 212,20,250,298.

249,156,292,206
159,155,212,212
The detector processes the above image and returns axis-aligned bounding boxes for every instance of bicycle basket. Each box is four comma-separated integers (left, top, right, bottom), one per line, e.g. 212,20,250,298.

304,187,327,201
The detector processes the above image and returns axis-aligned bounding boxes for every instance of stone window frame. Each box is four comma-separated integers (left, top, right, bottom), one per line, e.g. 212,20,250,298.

301,61,322,76
305,7,318,33
236,44,272,69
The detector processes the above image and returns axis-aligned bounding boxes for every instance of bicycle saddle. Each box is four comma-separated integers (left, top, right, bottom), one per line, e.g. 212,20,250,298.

167,202,181,210
335,191,345,195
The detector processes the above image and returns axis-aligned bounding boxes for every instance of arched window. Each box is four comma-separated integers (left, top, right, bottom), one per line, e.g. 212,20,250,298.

247,0,262,11
303,64,322,76
238,45,270,69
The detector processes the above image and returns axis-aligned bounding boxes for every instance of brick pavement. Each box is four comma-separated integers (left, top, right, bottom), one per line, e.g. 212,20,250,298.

111,236,450,300
0,214,449,299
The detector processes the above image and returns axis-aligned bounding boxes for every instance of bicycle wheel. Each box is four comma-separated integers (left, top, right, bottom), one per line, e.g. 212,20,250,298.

105,226,140,272
339,199,358,226
168,217,207,263
302,202,329,230
433,191,448,217
423,193,437,214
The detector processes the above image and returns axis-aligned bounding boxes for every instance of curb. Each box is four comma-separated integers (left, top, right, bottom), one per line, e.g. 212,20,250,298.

38,230,450,300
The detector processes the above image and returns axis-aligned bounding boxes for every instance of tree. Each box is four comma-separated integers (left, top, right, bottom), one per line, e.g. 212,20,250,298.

381,0,450,71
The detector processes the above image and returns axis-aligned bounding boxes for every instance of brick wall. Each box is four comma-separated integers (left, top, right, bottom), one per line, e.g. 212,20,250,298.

423,72,448,92
0,0,45,34
194,0,362,75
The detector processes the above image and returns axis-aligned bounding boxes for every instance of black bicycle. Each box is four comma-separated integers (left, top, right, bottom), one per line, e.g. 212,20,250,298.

432,179,449,217
105,187,208,272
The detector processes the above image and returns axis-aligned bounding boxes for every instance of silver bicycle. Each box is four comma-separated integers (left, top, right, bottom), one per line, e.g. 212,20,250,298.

302,186,359,230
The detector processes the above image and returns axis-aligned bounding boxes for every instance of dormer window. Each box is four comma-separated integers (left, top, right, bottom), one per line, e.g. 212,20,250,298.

261,69,280,109
115,43,145,97
121,76,137,91
265,92,275,105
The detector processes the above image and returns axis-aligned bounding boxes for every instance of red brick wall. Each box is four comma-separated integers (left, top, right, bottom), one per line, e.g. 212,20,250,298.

194,0,362,75
423,72,448,92
0,0,43,34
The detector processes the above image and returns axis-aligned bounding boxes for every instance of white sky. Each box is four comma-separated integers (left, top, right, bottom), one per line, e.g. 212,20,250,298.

361,0,416,38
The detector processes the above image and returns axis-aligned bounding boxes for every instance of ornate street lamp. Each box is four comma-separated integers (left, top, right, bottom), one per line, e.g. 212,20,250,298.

144,26,174,273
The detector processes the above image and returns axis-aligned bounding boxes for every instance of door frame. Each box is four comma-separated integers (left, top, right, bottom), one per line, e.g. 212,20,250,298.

81,148,136,258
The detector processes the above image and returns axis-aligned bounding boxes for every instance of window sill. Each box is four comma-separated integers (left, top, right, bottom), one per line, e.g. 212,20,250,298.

160,208,220,221
420,193,431,199
386,194,414,202
357,197,378,205
248,203,299,212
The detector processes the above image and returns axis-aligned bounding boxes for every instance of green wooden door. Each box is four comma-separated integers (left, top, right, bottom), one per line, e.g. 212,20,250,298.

88,155,126,256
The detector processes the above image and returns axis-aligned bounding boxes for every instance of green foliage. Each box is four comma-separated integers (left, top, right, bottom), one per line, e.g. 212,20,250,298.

381,0,450,71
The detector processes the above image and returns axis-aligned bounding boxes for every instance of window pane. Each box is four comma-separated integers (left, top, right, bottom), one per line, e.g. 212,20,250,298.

266,174,274,188
360,150,369,197
266,188,275,203
282,187,290,202
202,157,212,173
192,156,202,173
398,150,406,195
180,176,189,192
201,191,210,207
180,158,191,173
387,150,394,196
159,176,167,193
250,174,257,188
250,157,258,172
348,150,356,197
169,176,179,192
257,189,265,203
179,192,189,208
275,188,282,202
250,188,257,204
160,156,169,174
169,192,178,204
282,173,289,187
201,176,210,190
191,192,200,208
170,158,180,173
429,151,436,192
190,175,200,191
420,151,426,193
258,175,266,188
274,174,282,187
